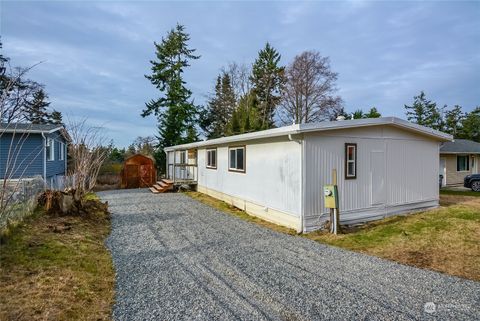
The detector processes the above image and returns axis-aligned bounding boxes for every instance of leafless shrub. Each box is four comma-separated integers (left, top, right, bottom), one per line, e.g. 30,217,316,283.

65,119,108,202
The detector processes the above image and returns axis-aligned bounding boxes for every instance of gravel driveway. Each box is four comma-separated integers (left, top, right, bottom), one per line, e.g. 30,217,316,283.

100,189,479,321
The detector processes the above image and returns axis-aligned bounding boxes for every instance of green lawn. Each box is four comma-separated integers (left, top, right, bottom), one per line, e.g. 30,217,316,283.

440,188,480,197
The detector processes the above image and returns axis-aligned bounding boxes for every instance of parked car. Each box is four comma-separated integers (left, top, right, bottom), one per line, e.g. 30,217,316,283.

464,174,480,192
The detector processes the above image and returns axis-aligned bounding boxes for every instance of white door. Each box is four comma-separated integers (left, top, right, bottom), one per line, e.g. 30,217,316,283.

473,155,478,174
439,158,446,186
371,151,386,205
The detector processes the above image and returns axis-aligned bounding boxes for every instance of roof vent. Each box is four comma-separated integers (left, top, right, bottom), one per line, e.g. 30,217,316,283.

336,115,346,121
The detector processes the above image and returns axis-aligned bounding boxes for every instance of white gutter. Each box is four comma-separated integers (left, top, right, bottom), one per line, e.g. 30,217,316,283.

288,133,304,232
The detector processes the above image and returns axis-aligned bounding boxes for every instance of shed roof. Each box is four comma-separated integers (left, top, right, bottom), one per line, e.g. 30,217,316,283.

0,123,70,141
165,117,452,151
440,139,480,154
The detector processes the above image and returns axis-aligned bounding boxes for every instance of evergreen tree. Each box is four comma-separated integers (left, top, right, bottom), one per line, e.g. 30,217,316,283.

48,109,63,125
142,24,200,173
404,91,443,130
25,89,50,124
444,105,464,137
352,109,364,119
201,73,236,139
458,107,480,142
250,43,285,129
364,107,381,118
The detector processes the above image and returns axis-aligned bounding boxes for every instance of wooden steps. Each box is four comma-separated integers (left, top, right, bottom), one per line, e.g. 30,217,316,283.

149,178,174,194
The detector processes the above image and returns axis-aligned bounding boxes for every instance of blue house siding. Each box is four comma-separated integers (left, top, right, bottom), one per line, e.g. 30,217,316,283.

45,131,66,178
0,133,44,179
0,130,67,181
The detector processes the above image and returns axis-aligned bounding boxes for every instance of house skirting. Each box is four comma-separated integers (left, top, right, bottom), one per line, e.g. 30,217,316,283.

304,199,439,232
196,185,301,232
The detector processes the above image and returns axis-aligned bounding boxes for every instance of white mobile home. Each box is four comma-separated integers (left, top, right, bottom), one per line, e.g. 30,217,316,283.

165,117,452,233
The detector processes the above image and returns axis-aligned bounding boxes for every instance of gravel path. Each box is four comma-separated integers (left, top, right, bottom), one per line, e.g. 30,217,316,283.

100,189,479,321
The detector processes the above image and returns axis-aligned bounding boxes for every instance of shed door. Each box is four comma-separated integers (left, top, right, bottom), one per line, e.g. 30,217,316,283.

371,151,386,205
139,164,152,187
126,165,139,188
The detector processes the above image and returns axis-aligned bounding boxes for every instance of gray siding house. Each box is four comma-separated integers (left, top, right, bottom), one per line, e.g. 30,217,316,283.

0,123,69,188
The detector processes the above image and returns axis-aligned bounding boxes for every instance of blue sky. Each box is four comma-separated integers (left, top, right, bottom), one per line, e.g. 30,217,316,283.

1,0,479,146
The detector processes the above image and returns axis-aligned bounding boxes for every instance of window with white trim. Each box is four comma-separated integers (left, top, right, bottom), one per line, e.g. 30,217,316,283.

229,146,245,172
60,142,65,160
206,148,217,169
46,138,54,161
457,155,469,171
345,143,357,179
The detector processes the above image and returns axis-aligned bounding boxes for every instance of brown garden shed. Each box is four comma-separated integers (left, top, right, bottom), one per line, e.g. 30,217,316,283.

120,154,157,189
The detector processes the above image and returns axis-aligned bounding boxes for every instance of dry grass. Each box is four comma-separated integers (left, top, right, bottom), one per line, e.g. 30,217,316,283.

0,203,114,320
185,191,480,281
186,192,297,235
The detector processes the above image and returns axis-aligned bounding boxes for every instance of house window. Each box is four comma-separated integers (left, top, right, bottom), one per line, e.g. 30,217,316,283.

60,142,65,161
457,155,469,171
178,150,186,164
345,143,357,179
228,146,245,172
46,138,54,161
206,148,217,169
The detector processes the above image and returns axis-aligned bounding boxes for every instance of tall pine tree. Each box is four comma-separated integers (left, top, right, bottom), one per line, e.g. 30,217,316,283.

200,73,236,139
25,89,50,124
404,91,443,130
250,43,285,129
142,24,200,173
444,105,464,137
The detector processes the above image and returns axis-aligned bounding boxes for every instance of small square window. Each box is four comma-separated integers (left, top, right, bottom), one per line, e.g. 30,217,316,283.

228,146,245,173
457,155,469,171
345,143,357,179
206,148,217,169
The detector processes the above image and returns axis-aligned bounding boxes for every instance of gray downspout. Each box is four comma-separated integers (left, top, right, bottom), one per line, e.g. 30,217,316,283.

41,132,47,188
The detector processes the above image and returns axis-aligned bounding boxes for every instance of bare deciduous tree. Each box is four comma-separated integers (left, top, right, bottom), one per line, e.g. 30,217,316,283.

278,51,343,125
0,61,45,222
221,62,252,103
65,119,108,203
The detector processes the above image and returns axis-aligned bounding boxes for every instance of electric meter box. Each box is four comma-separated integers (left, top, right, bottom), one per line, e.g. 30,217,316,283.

324,185,339,209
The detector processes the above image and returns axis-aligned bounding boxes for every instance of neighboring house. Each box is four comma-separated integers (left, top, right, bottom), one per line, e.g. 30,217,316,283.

164,117,452,233
0,123,69,188
439,139,480,187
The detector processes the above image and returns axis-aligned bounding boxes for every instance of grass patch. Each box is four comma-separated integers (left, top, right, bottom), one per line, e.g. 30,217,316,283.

185,191,297,235
185,191,480,281
0,199,114,320
440,189,479,197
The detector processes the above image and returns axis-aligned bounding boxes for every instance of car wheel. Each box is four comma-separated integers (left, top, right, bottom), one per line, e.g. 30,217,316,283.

472,181,480,192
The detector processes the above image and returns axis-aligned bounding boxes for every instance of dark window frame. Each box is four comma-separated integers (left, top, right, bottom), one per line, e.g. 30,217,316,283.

345,143,357,179
456,155,470,172
228,146,246,173
206,148,217,169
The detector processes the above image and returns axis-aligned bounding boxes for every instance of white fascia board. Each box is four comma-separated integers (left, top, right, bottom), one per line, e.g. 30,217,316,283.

165,117,453,151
